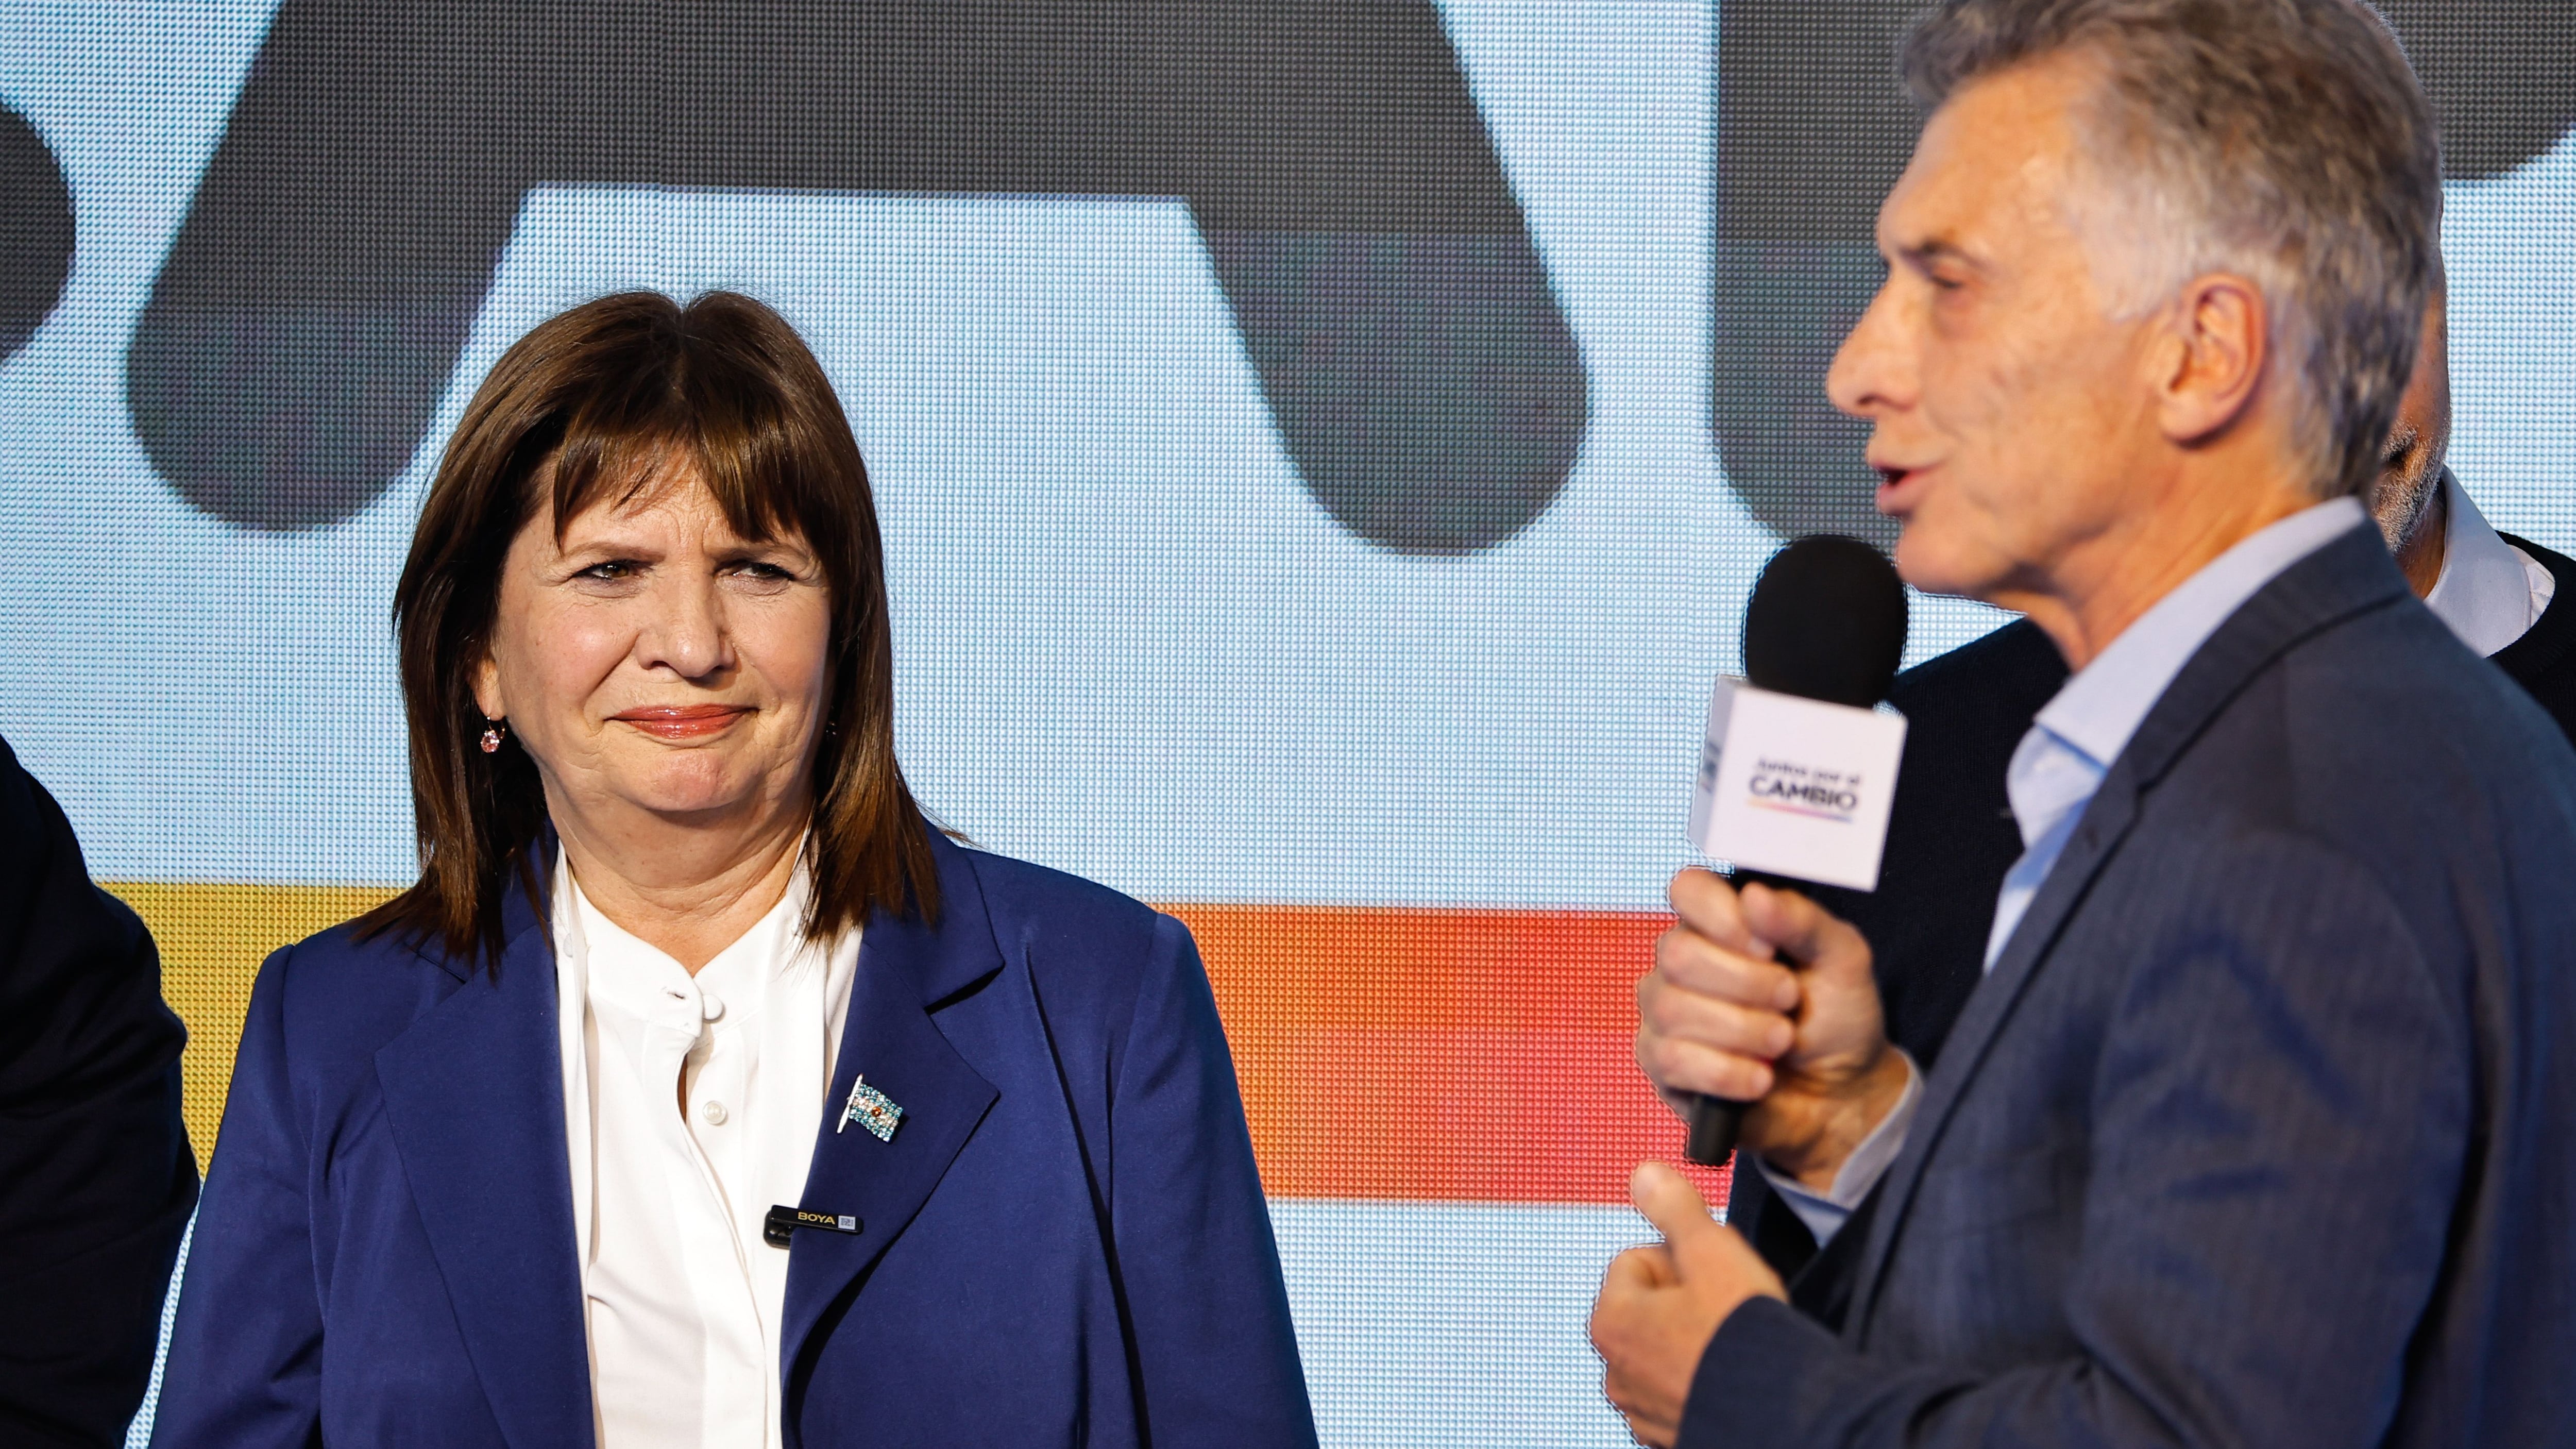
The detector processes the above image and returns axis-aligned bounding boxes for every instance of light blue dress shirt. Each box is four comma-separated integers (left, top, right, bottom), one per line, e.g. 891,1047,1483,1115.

1764,497,2371,1245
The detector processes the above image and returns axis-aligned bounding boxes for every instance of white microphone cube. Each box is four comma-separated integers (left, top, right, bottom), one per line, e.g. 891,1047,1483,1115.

1689,680,1909,891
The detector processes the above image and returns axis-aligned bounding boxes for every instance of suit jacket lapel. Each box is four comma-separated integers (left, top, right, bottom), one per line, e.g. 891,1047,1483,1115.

375,870,596,1449
1843,526,2414,1338
1843,771,2144,1338
782,833,1003,1385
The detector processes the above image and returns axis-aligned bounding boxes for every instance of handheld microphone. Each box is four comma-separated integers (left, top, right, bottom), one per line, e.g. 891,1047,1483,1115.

1683,535,1909,1166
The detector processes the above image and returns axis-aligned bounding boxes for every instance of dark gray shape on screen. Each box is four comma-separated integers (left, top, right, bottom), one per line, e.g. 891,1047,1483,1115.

128,0,1587,547
2382,0,2576,178
1,103,75,365
1711,0,1922,552
1710,0,2576,547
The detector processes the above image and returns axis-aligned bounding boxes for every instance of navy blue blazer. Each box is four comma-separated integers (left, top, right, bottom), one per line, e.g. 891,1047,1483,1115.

1684,526,2576,1444
151,831,1317,1449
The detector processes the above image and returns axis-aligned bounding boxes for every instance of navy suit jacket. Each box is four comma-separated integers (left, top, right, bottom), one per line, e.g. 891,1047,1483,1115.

1684,526,2576,1444
151,830,1317,1449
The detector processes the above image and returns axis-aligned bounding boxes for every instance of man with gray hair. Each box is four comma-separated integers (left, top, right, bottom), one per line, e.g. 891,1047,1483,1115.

1588,1,2576,1444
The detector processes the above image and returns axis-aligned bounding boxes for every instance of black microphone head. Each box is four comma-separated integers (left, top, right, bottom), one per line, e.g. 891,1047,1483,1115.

1742,534,1908,707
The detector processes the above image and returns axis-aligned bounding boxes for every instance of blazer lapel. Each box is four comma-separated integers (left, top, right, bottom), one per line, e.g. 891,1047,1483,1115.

781,833,1003,1385
1843,525,2414,1338
375,871,596,1449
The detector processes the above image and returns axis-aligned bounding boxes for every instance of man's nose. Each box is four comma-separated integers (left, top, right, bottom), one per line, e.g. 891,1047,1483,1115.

1825,278,1912,423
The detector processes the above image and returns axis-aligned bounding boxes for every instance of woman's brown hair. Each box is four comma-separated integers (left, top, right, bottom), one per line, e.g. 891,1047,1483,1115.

358,290,939,969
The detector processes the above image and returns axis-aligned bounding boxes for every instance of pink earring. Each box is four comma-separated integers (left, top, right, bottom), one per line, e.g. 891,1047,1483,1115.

480,720,506,754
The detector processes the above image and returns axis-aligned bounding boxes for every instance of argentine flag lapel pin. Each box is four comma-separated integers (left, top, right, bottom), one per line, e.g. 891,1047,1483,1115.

838,1073,904,1142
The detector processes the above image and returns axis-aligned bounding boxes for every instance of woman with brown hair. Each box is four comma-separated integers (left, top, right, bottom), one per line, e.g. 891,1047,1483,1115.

150,291,1315,1449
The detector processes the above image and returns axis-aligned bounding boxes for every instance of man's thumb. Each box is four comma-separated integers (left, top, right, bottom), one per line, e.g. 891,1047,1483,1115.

1630,1160,1722,1266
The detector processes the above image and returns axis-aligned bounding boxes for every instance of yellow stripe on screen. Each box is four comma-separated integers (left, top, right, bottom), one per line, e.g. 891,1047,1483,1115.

103,882,402,1171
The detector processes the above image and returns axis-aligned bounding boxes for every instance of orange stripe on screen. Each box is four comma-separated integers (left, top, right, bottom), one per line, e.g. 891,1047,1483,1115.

110,885,1731,1207
1169,904,1730,1206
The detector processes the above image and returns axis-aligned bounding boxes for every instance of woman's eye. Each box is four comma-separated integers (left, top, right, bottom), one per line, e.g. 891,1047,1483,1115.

726,561,796,582
577,560,639,581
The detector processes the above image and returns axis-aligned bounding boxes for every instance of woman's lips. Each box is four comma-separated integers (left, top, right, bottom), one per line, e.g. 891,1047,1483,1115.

610,704,751,740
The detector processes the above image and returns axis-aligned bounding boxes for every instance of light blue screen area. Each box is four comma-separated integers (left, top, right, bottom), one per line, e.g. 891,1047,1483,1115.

6,5,2571,910
2444,130,2576,549
0,0,1992,913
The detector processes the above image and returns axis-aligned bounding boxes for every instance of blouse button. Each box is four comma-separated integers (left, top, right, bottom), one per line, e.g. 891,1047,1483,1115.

700,992,725,1022
700,1099,729,1126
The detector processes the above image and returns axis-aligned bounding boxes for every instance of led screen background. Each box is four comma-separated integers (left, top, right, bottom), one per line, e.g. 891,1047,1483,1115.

3,3,2572,1443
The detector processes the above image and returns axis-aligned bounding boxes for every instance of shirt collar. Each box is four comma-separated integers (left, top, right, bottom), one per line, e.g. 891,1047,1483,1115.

2033,496,2369,773
2423,468,2543,658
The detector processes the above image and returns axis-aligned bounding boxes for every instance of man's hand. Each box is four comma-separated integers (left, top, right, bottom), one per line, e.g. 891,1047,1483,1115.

1591,1161,1787,1447
1636,868,1910,1191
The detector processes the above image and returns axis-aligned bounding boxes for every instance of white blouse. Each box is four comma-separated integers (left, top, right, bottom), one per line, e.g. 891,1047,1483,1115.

552,854,860,1449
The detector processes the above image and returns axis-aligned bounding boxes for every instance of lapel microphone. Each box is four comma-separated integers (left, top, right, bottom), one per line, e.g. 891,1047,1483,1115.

765,1205,864,1248
1684,534,1910,1166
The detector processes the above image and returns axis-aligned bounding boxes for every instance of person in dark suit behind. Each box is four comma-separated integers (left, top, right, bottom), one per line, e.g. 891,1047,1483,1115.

2377,284,2576,731
1738,282,2576,1330
150,291,1315,1449
0,736,197,1447
1590,1,2576,1443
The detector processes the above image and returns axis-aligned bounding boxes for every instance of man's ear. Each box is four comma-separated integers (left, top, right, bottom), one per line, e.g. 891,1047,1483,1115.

2153,272,2269,447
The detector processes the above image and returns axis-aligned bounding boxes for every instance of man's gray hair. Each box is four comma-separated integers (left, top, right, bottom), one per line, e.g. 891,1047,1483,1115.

1903,0,2442,500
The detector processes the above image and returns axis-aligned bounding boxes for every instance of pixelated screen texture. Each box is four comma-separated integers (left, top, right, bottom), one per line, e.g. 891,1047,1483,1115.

0,3,2568,1445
